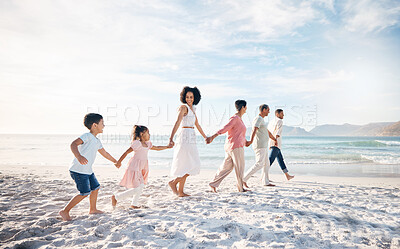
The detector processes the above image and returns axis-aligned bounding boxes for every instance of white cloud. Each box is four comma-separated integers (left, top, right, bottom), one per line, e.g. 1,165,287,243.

259,69,355,96
343,0,400,33
197,0,325,43
0,0,399,133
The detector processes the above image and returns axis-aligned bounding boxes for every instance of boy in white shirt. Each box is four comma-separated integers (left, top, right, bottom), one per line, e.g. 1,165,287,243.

267,109,294,181
59,113,118,221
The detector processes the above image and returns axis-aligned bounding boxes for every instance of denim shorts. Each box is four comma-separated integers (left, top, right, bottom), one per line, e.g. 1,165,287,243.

70,171,100,196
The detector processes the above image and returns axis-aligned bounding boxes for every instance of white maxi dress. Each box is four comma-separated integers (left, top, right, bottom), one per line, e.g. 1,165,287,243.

170,104,201,177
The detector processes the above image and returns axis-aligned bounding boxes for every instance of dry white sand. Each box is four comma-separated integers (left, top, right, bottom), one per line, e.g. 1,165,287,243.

0,165,399,248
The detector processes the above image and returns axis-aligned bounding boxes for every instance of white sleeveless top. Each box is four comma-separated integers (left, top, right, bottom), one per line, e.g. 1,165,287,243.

170,104,200,177
181,104,196,127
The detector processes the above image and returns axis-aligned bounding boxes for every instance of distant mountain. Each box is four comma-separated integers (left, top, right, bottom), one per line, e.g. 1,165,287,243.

310,123,361,136
283,125,313,136
352,122,393,136
377,121,400,136
310,122,399,136
245,121,400,137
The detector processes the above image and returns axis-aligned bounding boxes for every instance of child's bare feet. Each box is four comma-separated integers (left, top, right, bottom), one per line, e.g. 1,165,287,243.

264,183,276,187
59,210,72,221
178,192,190,197
285,174,294,181
111,195,117,207
243,182,249,188
89,209,104,214
130,205,140,209
168,180,178,195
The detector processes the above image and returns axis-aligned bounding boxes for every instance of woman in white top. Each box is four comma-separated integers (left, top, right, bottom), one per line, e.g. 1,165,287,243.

169,86,207,197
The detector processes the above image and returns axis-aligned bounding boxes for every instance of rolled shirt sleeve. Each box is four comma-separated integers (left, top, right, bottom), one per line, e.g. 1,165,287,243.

276,120,283,136
217,116,237,135
254,117,262,128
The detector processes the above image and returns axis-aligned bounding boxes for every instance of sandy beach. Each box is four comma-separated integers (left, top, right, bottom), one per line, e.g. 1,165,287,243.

0,164,399,248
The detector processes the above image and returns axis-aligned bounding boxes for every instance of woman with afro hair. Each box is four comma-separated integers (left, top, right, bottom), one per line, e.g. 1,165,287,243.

168,86,207,197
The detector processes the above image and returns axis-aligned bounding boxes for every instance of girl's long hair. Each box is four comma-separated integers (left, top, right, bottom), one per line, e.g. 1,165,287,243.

131,125,148,141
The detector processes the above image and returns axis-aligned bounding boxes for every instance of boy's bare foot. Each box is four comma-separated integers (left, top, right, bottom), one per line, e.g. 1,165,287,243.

168,180,178,195
59,210,72,221
243,182,249,188
286,174,294,181
130,205,140,209
209,184,217,193
89,209,104,214
111,195,117,207
264,183,276,187
178,192,191,197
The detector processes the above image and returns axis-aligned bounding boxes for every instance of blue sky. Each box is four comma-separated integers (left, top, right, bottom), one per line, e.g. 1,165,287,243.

0,0,399,135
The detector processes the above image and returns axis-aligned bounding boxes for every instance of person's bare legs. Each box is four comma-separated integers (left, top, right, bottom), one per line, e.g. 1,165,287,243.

111,195,117,207
89,189,103,214
59,194,87,221
285,172,294,180
178,174,190,197
168,178,180,195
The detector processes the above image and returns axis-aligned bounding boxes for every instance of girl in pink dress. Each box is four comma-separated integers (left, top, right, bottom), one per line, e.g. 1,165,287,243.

112,125,172,208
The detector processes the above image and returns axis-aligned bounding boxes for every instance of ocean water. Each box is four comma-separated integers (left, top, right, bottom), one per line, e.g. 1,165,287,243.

0,134,399,177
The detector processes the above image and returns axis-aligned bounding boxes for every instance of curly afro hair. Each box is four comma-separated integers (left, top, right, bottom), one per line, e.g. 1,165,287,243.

180,86,201,105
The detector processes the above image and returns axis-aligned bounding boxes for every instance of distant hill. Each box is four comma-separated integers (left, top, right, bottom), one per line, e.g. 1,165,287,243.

352,122,393,136
310,122,399,136
283,125,313,136
310,123,361,136
377,121,400,136
245,121,400,137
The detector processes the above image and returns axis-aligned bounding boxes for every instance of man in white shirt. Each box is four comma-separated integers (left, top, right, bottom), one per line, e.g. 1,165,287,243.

244,104,277,187
268,109,294,181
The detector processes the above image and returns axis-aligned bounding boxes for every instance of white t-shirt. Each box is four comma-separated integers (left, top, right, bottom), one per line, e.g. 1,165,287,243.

253,115,269,149
69,132,103,175
268,118,283,149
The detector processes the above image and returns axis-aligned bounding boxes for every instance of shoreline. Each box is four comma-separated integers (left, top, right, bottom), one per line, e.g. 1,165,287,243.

1,164,399,187
1,163,400,180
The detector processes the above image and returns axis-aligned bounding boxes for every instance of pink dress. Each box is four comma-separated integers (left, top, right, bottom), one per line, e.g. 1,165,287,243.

119,140,152,188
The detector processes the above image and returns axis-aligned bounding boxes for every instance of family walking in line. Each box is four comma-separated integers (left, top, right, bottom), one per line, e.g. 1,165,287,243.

59,86,294,221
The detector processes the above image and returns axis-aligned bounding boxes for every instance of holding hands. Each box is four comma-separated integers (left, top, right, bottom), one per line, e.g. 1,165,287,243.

272,136,278,147
206,134,217,144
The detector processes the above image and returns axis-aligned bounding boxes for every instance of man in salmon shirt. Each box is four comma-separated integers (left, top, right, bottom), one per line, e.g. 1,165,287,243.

206,100,251,193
